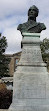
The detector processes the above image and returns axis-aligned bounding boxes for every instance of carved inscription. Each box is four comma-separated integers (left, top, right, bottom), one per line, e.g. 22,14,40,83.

23,48,41,55
21,47,42,62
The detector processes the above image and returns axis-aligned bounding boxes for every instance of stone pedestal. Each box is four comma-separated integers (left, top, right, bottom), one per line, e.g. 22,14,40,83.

9,33,49,111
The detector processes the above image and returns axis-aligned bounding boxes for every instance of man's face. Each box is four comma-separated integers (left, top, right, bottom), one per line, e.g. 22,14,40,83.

28,8,37,18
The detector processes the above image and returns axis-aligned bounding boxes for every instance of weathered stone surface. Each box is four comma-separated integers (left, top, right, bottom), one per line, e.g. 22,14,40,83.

0,109,7,111
9,33,49,111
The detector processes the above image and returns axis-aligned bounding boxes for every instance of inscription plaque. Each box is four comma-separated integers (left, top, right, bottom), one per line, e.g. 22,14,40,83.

21,47,42,62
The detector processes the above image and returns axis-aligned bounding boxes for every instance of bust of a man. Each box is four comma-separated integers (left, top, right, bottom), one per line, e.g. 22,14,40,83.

17,5,46,33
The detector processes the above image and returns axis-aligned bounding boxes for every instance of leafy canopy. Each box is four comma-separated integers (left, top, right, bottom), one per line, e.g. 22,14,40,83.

0,33,10,77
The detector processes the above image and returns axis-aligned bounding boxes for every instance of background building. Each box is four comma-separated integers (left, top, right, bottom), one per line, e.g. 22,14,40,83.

5,51,49,76
5,51,22,76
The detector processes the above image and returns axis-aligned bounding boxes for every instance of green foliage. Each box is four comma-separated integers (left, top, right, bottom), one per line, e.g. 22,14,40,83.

40,38,49,65
0,33,10,77
40,38,49,54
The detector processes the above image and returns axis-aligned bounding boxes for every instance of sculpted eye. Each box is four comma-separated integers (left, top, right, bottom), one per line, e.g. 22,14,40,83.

29,9,31,12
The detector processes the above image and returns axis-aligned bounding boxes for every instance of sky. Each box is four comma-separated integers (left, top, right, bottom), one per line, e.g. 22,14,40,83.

0,0,49,54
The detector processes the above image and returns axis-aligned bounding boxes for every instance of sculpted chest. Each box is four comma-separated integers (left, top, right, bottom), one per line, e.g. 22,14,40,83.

17,21,44,33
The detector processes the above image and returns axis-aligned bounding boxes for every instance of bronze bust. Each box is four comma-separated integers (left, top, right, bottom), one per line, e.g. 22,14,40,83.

17,5,46,33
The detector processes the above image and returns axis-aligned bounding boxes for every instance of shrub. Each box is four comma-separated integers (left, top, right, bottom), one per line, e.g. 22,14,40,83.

0,83,13,109
0,83,6,90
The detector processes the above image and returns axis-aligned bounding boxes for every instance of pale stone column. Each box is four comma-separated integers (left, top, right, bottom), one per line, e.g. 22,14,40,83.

9,33,49,111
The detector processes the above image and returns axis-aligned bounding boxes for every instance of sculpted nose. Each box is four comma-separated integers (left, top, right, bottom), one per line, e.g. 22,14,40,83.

31,11,33,13
31,10,33,13
30,11,33,14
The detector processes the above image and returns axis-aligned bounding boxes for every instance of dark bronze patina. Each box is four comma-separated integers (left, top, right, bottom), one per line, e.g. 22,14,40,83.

17,5,46,33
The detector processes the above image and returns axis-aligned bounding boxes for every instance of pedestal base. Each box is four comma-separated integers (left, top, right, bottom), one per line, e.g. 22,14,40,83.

9,33,49,111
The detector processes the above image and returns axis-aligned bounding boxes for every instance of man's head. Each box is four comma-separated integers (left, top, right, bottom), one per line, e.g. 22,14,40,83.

28,5,39,19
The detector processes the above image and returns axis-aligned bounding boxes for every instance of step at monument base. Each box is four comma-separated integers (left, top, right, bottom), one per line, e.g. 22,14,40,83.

9,104,49,111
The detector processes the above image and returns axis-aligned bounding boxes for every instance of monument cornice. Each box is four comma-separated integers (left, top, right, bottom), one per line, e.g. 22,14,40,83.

22,32,40,37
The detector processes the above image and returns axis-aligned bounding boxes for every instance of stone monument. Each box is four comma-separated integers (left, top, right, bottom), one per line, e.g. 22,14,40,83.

9,5,49,111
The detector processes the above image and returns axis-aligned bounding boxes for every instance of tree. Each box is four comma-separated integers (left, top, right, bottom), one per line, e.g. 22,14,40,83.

40,38,49,65
40,38,49,54
0,33,10,77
